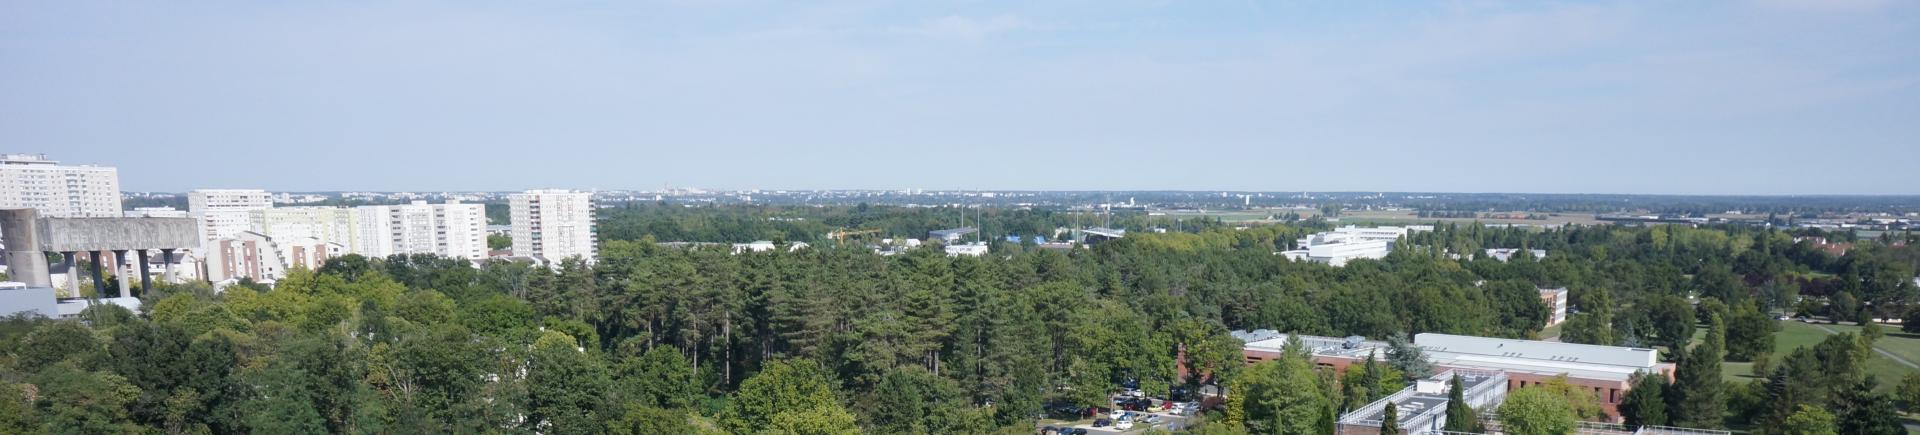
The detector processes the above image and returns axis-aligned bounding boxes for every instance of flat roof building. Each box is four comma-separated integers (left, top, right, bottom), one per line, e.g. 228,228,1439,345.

928,227,977,243
1335,369,1508,435
1281,226,1420,267
1233,330,1673,420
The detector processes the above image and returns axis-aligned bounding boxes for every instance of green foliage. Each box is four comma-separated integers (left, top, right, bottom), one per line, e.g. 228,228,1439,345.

1442,374,1480,432
1224,357,1326,435
527,331,612,434
1499,386,1576,435
1778,405,1837,435
1833,377,1904,435
0,211,1913,433
721,359,847,434
1668,313,1726,428
1645,295,1696,349
34,363,144,435
606,405,694,435
1724,301,1779,361
1897,372,1920,412
615,344,700,410
1379,400,1399,435
1620,371,1668,428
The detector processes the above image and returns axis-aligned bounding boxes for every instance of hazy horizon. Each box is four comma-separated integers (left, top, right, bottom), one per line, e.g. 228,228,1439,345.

5,1,1918,195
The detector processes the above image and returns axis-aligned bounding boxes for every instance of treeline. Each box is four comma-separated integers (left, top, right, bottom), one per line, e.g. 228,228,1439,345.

594,203,1234,245
0,218,1916,433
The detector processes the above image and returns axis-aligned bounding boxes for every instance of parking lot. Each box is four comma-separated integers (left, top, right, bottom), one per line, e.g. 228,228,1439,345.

1037,393,1199,434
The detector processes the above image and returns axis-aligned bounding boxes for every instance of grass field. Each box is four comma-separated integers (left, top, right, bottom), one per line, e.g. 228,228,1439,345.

1720,320,1919,393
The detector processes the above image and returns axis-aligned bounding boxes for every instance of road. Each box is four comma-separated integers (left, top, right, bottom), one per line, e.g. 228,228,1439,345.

1807,323,1920,369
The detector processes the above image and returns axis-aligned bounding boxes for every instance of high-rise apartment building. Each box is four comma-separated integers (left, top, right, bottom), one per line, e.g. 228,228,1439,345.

188,189,273,247
0,154,122,217
509,190,596,264
355,200,488,260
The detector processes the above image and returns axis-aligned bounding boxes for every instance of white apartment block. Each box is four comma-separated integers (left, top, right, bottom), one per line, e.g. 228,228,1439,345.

189,189,273,247
354,200,488,261
510,190,597,264
0,154,122,218
252,207,364,253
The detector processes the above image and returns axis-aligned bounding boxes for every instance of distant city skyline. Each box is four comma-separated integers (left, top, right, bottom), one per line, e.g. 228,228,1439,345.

4,1,1917,195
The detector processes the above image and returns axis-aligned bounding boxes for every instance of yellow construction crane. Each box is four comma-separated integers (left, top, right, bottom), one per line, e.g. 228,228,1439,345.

829,228,882,244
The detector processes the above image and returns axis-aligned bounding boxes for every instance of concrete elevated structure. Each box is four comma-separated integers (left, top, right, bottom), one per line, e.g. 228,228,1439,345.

1,208,198,299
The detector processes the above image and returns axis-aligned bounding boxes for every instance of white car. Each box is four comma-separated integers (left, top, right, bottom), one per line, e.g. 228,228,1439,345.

1114,417,1134,430
1110,408,1127,420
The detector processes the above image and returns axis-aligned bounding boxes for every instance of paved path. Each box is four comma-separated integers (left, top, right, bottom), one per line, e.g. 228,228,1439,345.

1807,323,1920,369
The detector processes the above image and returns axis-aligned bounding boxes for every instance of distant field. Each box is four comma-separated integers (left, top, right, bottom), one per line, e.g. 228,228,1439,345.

1155,207,1602,227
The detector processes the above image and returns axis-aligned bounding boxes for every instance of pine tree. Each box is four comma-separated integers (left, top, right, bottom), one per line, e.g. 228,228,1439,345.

1620,371,1668,428
1379,401,1400,435
1669,314,1726,428
1443,374,1480,432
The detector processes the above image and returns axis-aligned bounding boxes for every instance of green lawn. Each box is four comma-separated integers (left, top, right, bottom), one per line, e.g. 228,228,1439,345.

1720,320,1919,393
1817,323,1920,365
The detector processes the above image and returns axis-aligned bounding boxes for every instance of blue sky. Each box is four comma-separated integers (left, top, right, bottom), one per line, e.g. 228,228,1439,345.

3,1,1916,194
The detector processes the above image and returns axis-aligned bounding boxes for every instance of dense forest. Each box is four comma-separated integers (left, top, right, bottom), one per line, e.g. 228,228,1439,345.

2,205,1919,434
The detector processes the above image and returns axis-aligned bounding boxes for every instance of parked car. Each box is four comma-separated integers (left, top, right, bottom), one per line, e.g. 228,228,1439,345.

1115,417,1135,430
1145,415,1163,423
1040,426,1060,435
1110,408,1127,419
1092,418,1112,427
1066,429,1089,435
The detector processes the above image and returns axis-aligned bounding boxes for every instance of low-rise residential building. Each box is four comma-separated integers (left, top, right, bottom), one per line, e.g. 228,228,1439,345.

204,230,344,284
1486,248,1548,262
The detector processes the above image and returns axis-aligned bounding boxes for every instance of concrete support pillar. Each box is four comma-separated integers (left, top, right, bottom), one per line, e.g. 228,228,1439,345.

137,249,152,296
0,208,50,287
89,251,105,298
161,249,176,283
114,250,130,299
61,252,75,292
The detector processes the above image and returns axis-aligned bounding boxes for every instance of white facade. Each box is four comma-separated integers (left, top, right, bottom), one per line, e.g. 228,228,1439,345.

1281,226,1414,266
0,154,122,218
189,189,273,247
253,207,363,253
1540,287,1570,327
353,200,488,260
944,242,990,257
510,190,597,264
1485,248,1548,262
